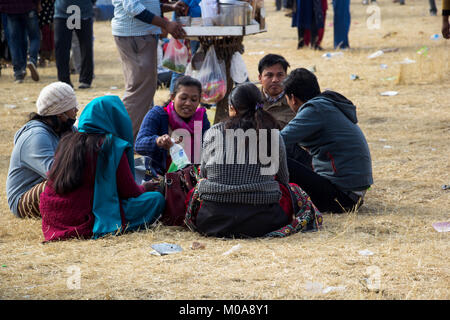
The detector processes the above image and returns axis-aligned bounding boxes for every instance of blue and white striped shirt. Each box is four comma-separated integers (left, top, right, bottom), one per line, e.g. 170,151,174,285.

112,0,161,37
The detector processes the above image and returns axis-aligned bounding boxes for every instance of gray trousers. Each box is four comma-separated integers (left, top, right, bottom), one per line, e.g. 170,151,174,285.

114,34,158,140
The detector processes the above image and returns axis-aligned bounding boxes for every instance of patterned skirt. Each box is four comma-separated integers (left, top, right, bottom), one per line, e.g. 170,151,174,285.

184,182,323,238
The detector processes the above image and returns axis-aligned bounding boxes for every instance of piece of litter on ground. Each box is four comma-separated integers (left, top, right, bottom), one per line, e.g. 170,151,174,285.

4,104,17,109
368,50,383,59
222,244,242,256
417,46,429,56
358,249,375,256
381,76,396,81
110,86,118,90
322,286,346,294
305,281,324,294
379,138,387,142
23,97,29,101
383,145,393,149
380,64,388,69
432,222,450,232
350,74,359,80
441,185,450,190
151,243,183,255
104,92,113,95
430,34,441,40
248,51,265,56
380,91,398,96
322,52,343,59
191,241,205,250
2,265,7,267
398,58,416,64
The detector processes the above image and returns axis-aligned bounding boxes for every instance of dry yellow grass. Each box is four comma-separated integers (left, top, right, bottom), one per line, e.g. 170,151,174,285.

0,1,449,300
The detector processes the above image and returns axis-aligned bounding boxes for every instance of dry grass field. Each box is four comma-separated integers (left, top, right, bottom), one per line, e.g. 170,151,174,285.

0,0,449,300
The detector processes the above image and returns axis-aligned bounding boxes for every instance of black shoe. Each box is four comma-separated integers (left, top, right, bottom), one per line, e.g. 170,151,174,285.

297,39,305,49
78,82,91,89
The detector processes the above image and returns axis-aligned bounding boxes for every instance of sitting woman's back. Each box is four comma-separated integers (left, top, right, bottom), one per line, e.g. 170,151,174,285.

40,96,165,241
194,83,292,238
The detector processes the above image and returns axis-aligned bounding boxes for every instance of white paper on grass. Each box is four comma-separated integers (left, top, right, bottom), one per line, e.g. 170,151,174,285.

432,222,450,233
380,91,398,96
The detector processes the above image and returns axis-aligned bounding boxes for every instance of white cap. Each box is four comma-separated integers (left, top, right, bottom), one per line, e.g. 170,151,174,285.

36,82,79,116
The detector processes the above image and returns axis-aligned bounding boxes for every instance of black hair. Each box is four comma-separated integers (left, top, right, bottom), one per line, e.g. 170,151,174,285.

163,75,202,107
48,132,105,195
225,83,280,154
283,68,321,102
258,54,290,75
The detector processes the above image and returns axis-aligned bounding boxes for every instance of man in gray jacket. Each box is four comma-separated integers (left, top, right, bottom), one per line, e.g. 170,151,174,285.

6,82,79,218
281,68,373,213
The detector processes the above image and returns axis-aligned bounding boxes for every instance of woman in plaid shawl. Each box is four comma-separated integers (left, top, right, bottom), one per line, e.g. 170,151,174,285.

184,83,322,238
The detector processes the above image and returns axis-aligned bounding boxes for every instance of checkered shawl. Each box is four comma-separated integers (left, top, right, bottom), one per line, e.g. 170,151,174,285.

198,123,289,205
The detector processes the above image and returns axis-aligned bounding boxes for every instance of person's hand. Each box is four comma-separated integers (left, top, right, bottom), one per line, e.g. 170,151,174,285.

166,21,187,39
443,17,450,39
156,134,174,150
173,1,189,16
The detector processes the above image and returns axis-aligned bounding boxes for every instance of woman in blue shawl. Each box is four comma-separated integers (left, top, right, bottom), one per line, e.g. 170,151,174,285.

40,95,165,241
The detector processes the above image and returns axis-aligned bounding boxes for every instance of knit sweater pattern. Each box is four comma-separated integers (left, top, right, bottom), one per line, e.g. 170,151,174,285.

198,123,289,205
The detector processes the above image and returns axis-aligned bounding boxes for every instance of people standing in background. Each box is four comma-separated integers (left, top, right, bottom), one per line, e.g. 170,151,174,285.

393,0,405,6
0,0,41,83
443,0,450,39
54,0,95,89
38,0,55,67
0,13,12,76
429,0,437,16
169,0,201,94
333,0,351,49
111,0,187,140
292,0,327,50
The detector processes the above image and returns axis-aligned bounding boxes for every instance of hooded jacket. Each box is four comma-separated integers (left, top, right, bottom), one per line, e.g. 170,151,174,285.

6,120,60,216
280,91,373,191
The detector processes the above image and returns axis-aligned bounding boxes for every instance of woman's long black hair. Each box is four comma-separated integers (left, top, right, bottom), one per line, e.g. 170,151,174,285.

47,132,105,195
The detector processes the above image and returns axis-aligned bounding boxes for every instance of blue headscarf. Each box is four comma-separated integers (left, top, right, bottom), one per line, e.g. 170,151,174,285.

77,95,135,238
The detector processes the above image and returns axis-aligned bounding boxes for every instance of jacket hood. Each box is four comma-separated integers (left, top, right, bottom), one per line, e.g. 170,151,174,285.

14,120,55,145
317,90,358,124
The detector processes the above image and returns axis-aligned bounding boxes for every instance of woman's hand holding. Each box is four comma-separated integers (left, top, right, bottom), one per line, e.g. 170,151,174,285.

156,134,174,150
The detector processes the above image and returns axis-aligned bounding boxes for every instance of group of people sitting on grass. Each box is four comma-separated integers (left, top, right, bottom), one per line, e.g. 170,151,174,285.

6,53,373,242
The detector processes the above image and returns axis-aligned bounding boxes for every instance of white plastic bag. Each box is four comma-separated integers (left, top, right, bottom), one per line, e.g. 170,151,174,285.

194,45,227,104
199,0,218,26
230,52,248,83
